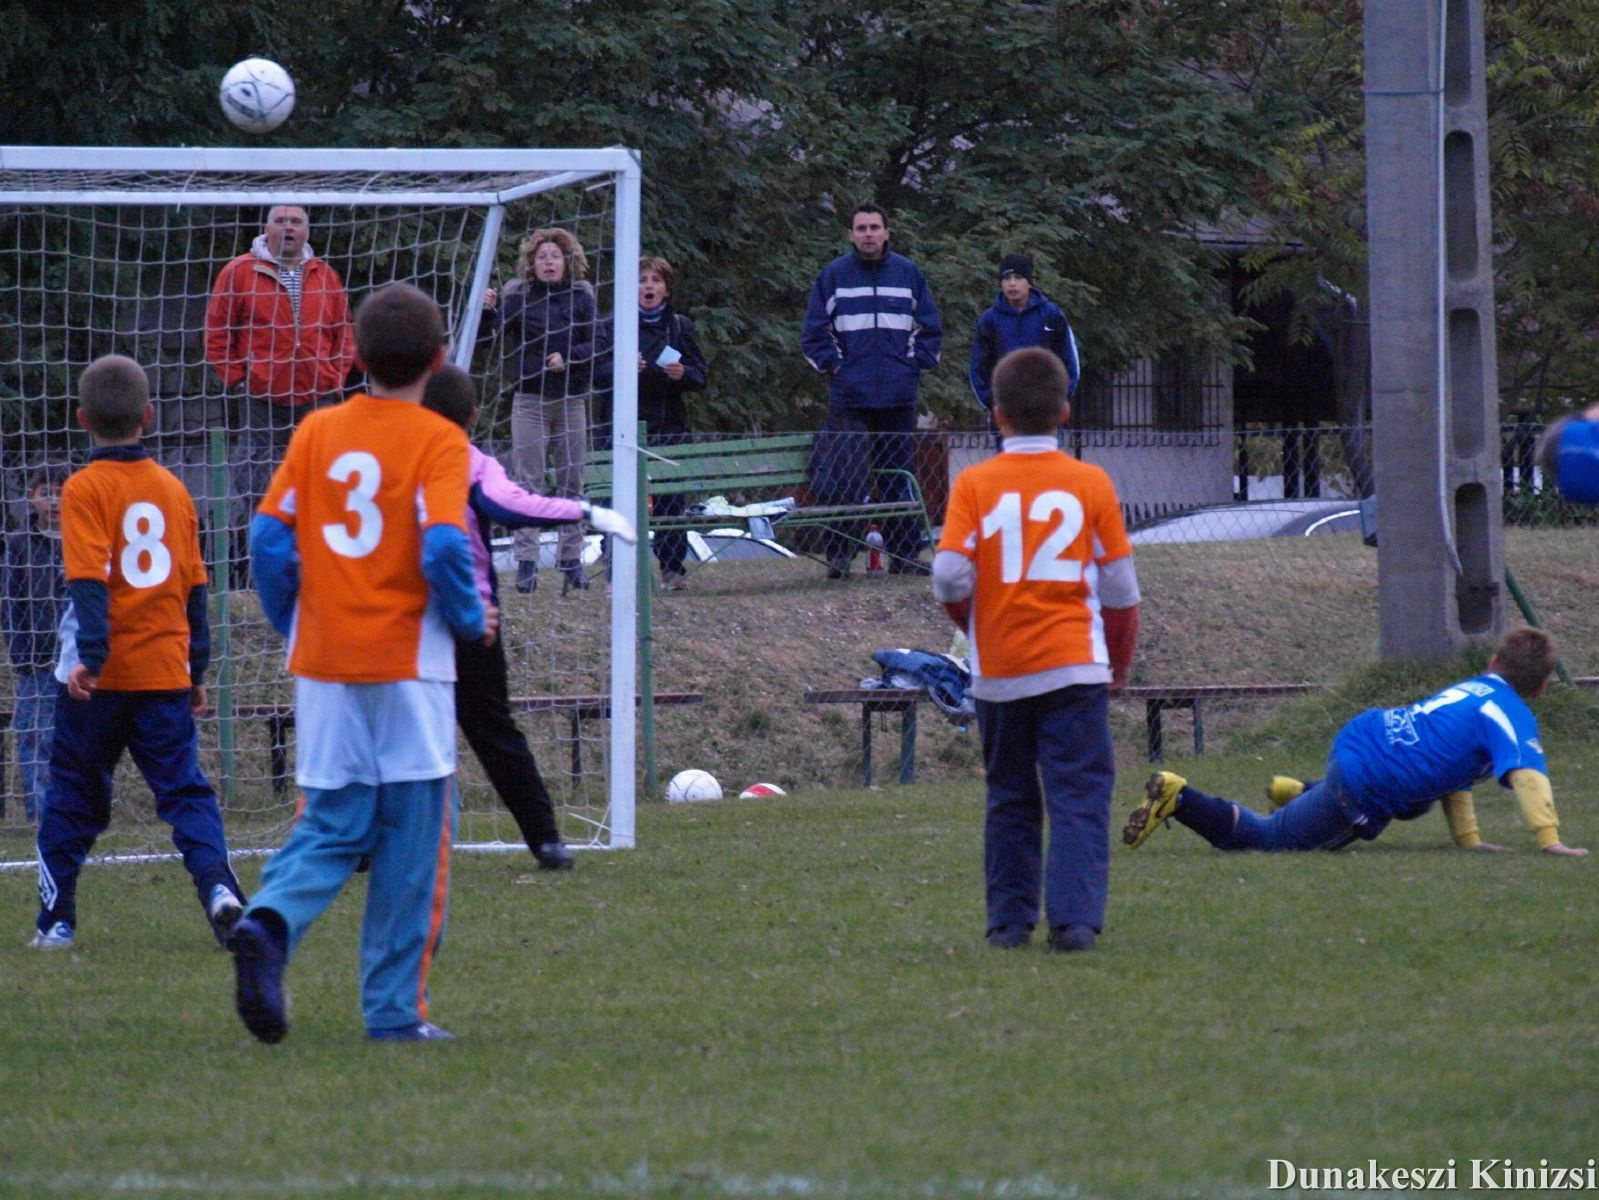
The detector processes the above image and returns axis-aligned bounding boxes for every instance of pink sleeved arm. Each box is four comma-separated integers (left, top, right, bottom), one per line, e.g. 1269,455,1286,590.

476,452,586,526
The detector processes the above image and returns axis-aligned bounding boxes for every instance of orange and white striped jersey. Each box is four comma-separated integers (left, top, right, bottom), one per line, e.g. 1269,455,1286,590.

59,455,208,692
937,441,1133,685
259,393,469,684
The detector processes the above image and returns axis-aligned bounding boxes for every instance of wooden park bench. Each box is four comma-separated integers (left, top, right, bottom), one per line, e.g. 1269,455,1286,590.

583,432,934,564
803,687,926,788
1121,684,1322,761
804,682,1335,786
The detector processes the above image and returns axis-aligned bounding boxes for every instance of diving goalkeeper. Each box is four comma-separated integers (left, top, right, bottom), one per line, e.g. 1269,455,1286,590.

1124,627,1587,857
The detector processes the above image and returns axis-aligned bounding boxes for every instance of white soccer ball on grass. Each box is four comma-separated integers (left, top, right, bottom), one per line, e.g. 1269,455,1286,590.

666,769,722,804
220,58,296,134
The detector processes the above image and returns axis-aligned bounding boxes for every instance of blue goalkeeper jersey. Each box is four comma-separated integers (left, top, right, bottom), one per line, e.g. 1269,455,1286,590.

1331,672,1546,819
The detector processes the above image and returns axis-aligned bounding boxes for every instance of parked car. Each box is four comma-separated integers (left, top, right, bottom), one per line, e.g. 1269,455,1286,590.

1129,499,1366,545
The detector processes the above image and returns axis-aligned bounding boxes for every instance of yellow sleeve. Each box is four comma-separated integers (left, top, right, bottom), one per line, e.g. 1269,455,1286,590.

1507,768,1561,849
1441,791,1480,848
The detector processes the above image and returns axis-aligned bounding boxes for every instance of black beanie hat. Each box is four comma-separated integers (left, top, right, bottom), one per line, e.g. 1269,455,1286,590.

999,252,1033,282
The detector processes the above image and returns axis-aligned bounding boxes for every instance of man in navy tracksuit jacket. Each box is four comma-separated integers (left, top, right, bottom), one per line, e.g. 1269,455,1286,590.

969,252,1080,434
801,204,942,578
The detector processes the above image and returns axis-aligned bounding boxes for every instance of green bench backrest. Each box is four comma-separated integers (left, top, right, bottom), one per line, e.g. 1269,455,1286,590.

583,434,816,498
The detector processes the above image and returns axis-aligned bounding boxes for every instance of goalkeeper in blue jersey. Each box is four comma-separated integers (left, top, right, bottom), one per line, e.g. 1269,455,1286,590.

1123,628,1588,857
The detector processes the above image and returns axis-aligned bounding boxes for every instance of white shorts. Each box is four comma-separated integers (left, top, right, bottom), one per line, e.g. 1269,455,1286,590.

293,677,456,789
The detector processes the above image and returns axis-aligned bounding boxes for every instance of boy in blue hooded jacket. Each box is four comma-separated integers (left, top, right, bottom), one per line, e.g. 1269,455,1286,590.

969,253,1080,433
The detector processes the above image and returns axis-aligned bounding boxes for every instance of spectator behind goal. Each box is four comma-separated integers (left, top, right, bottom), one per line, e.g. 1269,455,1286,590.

3,464,66,825
205,205,354,583
480,227,600,594
634,255,708,591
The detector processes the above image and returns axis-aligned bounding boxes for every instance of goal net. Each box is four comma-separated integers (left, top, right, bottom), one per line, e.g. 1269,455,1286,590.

0,146,644,870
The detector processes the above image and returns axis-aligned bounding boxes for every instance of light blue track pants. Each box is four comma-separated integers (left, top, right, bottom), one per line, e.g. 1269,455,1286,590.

246,776,457,1032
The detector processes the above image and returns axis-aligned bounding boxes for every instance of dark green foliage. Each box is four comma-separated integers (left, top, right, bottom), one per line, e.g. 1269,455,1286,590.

1223,0,1599,420
3,0,1279,428
10,3,1599,430
1486,1,1599,412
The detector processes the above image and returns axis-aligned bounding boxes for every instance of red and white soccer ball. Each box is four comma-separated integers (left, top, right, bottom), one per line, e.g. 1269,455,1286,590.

220,58,296,134
666,769,722,804
739,782,786,799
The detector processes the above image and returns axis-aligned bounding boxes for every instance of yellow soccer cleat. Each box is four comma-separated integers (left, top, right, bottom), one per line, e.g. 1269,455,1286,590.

1123,771,1186,849
1266,775,1305,812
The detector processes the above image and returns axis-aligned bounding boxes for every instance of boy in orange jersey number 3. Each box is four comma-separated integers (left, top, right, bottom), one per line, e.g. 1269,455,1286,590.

933,347,1140,953
230,283,496,1043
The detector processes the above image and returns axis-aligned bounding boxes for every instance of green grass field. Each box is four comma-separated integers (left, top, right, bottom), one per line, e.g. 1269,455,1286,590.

4,666,1599,1199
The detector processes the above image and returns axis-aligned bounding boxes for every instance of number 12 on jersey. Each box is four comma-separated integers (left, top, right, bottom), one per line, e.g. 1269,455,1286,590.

979,490,1085,583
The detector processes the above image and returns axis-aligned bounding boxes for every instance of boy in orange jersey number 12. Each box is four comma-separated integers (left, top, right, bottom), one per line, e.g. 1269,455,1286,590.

230,283,497,1044
932,347,1140,953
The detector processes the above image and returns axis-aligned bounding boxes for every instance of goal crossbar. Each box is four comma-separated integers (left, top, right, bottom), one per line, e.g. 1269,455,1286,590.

0,146,640,207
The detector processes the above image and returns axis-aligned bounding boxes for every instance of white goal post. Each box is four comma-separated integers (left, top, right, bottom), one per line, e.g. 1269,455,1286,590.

0,146,643,867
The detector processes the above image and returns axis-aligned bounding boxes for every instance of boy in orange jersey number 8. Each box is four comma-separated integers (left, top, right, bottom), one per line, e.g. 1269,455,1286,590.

933,347,1141,953
32,355,246,952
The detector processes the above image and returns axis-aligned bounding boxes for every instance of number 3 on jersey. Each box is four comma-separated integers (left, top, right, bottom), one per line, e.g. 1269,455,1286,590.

120,501,173,588
322,451,384,558
979,490,1085,583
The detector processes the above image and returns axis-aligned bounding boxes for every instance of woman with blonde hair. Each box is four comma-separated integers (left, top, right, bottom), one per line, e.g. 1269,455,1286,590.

482,227,599,592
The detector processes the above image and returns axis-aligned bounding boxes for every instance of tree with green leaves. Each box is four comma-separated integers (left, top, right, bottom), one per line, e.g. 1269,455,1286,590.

1215,0,1599,423
5,0,1286,428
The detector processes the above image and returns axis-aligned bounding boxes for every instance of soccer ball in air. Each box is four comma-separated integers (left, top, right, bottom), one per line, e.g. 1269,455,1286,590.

220,58,296,134
739,783,786,799
666,769,722,804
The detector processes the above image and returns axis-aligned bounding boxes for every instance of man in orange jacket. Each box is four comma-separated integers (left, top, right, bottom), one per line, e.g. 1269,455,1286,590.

205,204,354,580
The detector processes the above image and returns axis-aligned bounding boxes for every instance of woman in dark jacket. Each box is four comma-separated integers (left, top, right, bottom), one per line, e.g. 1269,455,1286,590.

635,256,708,590
483,227,599,592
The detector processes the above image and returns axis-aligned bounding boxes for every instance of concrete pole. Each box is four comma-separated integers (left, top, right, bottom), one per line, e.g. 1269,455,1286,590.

1365,0,1504,659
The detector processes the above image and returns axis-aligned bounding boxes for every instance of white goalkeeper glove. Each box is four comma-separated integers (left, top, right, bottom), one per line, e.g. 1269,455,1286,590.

579,500,637,544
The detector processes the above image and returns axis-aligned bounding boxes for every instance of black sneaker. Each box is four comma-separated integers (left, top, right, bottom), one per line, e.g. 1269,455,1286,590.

986,924,1033,949
825,556,852,581
887,558,931,576
1046,923,1097,953
233,915,289,1044
534,841,575,871
515,561,538,594
558,561,590,592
